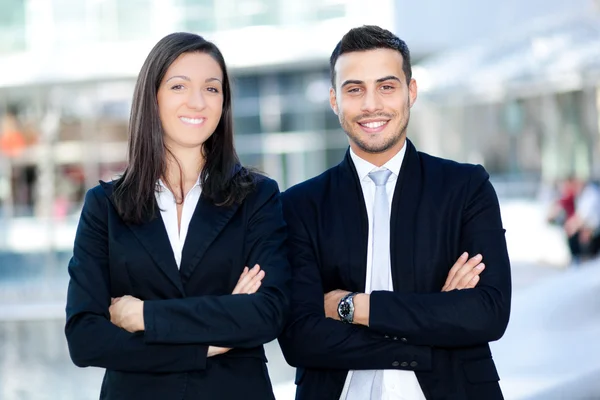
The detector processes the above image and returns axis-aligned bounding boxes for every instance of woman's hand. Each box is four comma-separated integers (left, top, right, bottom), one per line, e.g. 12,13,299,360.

232,264,265,294
208,264,266,357
109,295,145,333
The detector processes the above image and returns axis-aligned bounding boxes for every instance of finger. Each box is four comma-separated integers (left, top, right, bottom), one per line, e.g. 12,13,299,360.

232,265,260,294
446,254,482,290
238,266,261,287
238,270,265,294
249,280,262,294
456,263,485,289
232,267,249,294
464,275,480,289
444,252,469,287
238,267,249,281
108,305,116,323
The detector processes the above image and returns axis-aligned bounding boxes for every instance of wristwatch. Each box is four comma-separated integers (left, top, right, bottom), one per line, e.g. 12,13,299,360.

337,292,358,323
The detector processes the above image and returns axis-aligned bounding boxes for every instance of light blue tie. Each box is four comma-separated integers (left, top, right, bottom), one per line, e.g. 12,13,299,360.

346,168,392,400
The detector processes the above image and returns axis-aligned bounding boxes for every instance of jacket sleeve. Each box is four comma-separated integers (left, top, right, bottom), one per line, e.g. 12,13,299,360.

368,165,512,348
142,178,291,348
277,191,432,371
65,187,208,372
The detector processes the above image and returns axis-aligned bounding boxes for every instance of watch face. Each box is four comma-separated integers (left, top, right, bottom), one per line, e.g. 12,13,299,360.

339,301,351,317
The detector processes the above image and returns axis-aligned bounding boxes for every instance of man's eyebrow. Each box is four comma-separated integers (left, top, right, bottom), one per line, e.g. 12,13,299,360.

376,75,401,83
341,79,364,88
341,76,402,88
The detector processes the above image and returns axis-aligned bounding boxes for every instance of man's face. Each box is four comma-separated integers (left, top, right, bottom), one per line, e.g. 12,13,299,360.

330,48,417,164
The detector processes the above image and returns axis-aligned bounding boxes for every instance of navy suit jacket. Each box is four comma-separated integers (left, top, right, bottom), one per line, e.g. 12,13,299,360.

279,140,511,400
65,174,290,400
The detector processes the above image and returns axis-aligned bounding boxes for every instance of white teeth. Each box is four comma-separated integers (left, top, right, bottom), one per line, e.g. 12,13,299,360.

361,121,387,129
180,117,204,125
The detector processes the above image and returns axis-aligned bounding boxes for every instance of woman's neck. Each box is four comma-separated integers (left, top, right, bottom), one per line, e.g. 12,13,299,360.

164,146,204,196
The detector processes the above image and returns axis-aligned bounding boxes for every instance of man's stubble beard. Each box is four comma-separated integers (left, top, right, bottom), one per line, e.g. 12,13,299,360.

340,107,410,154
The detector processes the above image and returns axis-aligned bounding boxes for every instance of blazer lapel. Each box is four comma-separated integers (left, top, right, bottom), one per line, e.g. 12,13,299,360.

99,181,185,296
336,150,370,291
390,139,422,293
179,194,239,283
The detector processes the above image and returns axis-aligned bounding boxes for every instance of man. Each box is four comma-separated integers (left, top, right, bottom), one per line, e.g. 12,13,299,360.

279,25,511,400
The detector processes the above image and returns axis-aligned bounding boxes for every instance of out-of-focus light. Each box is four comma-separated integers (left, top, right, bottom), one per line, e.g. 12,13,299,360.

412,65,434,92
305,79,330,103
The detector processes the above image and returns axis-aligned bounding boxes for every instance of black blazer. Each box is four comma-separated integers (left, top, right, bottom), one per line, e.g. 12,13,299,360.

65,174,290,400
279,140,511,400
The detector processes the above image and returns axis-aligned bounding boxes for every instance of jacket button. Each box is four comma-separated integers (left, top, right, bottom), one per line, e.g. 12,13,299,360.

384,335,390,339
400,337,408,343
392,336,398,340
400,362,409,367
410,361,418,368
392,361,400,367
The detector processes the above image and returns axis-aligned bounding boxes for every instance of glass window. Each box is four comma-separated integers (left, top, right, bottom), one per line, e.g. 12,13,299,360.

234,115,262,135
174,0,216,32
0,0,26,53
315,3,346,21
324,109,340,131
281,111,323,133
116,0,154,41
232,75,260,99
223,0,279,29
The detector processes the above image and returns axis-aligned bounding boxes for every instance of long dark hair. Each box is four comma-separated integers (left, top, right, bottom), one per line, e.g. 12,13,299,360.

113,32,255,224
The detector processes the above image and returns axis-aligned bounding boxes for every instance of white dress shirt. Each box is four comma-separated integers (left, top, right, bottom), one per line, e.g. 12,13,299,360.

154,176,202,269
340,143,427,400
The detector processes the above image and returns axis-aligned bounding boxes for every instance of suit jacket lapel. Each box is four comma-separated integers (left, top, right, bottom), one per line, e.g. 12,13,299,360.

336,150,370,291
179,194,239,283
390,139,422,293
99,181,185,296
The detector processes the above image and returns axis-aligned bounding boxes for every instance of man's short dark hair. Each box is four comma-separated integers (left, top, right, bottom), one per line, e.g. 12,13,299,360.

329,25,412,87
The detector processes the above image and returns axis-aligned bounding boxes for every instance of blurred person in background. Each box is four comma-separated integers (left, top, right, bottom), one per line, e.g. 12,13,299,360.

564,178,600,262
547,175,583,262
64,32,290,400
279,25,511,400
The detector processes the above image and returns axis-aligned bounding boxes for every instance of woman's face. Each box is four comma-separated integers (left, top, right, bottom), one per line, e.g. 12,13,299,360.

157,52,224,151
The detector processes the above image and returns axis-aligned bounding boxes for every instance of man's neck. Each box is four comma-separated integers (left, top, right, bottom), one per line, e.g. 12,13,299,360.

351,136,406,167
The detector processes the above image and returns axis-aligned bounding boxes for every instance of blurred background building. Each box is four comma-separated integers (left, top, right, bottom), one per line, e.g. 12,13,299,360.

1,0,600,399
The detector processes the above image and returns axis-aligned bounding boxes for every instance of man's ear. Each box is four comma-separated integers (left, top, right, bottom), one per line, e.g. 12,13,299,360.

408,78,418,108
329,87,339,115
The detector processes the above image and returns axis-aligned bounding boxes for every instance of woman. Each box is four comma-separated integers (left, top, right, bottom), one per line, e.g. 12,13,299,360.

65,32,290,400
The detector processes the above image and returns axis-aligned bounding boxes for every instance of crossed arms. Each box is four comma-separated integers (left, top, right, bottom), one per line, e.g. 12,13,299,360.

278,166,512,370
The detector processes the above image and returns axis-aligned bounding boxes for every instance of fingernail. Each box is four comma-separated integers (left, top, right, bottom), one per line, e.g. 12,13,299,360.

476,263,485,270
461,252,468,258
475,254,483,260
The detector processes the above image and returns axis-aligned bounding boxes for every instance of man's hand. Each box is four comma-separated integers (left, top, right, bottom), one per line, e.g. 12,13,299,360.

109,295,144,333
441,252,485,292
207,264,266,357
324,289,350,320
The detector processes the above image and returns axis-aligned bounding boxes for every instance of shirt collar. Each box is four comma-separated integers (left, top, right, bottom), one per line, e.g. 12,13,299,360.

157,174,202,191
349,141,406,181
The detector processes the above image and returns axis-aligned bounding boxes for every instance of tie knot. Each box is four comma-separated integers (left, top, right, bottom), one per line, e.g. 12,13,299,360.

368,169,392,186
